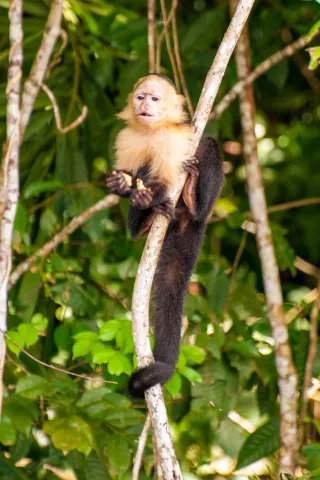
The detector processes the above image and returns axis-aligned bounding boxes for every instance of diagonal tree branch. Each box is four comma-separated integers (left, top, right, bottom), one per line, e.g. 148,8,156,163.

131,1,256,478
0,0,23,417
9,194,119,289
20,0,64,138
210,30,318,120
230,0,298,473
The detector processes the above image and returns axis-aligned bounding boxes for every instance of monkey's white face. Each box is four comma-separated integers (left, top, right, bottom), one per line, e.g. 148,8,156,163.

133,79,167,126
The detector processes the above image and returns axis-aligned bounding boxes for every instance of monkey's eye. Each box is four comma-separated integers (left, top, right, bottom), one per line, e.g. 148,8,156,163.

152,96,160,102
137,95,144,100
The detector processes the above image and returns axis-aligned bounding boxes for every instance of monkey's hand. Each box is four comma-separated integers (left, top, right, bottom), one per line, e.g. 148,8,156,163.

130,187,154,209
152,199,175,220
105,170,132,197
184,155,199,177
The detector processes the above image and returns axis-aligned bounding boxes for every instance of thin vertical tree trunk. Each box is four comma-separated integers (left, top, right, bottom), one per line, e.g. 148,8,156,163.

230,0,298,474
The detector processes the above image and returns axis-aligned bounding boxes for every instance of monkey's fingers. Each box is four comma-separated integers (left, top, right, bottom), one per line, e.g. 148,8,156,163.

184,156,199,177
131,189,153,209
153,201,175,220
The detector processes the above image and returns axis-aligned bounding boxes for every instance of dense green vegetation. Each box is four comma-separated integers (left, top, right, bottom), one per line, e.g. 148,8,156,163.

0,0,320,478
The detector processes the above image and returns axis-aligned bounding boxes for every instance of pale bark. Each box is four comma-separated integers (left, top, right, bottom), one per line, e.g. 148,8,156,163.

0,0,23,417
148,0,156,72
9,194,119,288
298,283,319,446
230,0,298,473
132,415,152,480
20,0,64,137
131,1,256,478
210,32,317,120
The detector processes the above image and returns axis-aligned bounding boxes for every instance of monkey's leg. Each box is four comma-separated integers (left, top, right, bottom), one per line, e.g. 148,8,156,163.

183,156,199,217
106,170,133,198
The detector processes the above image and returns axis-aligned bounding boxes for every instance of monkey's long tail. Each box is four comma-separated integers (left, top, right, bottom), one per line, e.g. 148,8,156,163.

128,221,203,398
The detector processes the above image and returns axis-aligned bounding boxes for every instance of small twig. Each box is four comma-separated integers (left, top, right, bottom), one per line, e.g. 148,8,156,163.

210,196,320,224
20,0,64,138
6,353,29,374
2,329,116,384
41,84,88,134
47,29,68,76
171,1,194,116
9,194,119,288
132,414,152,480
228,229,248,294
210,31,319,120
295,257,320,279
148,0,156,72
298,280,320,446
155,0,178,73
285,288,318,324
159,0,180,91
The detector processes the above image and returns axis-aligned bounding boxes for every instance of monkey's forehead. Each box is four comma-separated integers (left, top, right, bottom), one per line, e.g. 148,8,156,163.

133,77,175,96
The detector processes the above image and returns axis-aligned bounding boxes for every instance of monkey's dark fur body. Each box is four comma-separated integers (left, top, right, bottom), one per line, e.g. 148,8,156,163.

121,137,224,397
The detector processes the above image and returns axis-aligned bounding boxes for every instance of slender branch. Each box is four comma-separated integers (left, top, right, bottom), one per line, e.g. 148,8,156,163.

228,229,248,294
285,288,318,324
0,0,23,418
298,281,320,447
148,0,156,72
47,29,68,76
9,194,119,288
210,31,318,120
20,0,64,138
131,2,256,478
230,0,297,472
171,2,194,116
1,329,116,384
159,0,180,91
41,84,88,134
132,415,152,480
210,196,320,223
155,0,178,73
294,256,320,278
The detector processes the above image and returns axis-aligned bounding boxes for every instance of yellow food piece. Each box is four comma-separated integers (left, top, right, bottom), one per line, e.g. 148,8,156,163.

122,173,132,187
136,178,146,190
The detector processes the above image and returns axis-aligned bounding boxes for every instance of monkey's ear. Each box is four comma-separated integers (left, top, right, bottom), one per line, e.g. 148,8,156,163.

116,94,134,123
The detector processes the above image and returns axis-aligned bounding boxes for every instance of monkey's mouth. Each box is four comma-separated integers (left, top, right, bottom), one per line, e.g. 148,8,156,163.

139,112,153,117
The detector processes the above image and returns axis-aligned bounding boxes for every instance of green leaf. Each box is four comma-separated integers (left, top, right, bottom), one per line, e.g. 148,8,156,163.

5,331,24,356
165,372,182,398
227,211,246,228
307,46,320,71
271,223,296,275
44,416,92,454
179,366,202,383
227,340,260,358
107,352,133,376
99,320,119,341
308,19,320,40
16,375,46,399
229,285,265,322
0,416,16,446
17,323,39,347
206,266,229,315
23,179,63,198
236,418,280,469
0,451,29,479
31,313,48,331
91,344,117,364
105,435,130,476
181,346,207,364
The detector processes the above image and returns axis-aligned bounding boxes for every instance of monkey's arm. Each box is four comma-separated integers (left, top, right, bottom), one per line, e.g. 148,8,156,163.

183,137,224,221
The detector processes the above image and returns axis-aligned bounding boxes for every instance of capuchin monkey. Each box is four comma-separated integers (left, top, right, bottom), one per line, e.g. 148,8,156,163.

106,73,224,398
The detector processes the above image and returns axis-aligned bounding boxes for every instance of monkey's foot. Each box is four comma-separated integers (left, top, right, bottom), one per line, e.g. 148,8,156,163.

130,188,153,209
184,155,199,177
105,170,132,197
153,199,175,220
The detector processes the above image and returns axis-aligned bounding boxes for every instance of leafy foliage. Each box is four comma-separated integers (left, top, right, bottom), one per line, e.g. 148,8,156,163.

1,0,320,478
